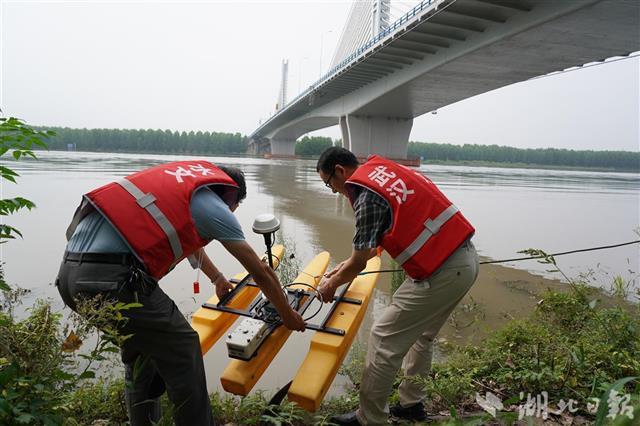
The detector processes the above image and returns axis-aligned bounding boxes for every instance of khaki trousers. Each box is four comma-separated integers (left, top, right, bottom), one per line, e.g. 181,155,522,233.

356,241,479,425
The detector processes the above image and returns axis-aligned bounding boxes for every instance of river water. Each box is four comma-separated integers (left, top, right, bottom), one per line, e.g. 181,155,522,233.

1,151,638,395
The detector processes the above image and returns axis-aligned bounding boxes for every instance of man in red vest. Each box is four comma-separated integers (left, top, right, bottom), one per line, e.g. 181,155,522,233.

56,160,305,426
316,147,479,425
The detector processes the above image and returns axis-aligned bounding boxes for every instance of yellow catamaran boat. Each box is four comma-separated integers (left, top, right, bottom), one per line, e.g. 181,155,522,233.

288,256,381,411
191,245,285,354
191,242,381,411
220,251,330,395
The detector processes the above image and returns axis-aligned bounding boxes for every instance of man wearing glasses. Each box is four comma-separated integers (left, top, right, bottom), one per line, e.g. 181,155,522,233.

316,147,479,425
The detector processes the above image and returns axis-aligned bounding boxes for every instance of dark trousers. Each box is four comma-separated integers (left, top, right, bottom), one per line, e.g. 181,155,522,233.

56,257,214,426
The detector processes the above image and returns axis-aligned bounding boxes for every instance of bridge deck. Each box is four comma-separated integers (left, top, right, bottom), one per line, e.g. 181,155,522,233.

251,0,638,145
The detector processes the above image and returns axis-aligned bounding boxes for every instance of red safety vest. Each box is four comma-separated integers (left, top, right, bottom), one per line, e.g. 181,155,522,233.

346,155,474,280
83,160,239,279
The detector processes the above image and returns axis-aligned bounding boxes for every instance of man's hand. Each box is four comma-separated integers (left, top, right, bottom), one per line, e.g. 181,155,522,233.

192,248,235,300
323,261,346,280
281,308,306,331
214,277,234,300
318,279,337,303
221,240,307,332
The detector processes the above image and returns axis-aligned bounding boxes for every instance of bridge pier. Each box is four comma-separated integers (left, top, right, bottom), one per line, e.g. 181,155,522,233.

340,115,413,160
269,138,296,158
247,137,269,156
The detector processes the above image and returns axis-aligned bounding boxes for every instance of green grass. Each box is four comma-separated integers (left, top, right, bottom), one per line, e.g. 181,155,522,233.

32,283,640,425
2,256,638,425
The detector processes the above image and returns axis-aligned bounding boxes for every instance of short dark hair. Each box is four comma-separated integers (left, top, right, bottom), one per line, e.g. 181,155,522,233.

316,146,359,174
217,165,247,204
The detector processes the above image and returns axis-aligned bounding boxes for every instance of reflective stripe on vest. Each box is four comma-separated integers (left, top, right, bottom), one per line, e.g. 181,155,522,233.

395,204,459,266
116,178,184,262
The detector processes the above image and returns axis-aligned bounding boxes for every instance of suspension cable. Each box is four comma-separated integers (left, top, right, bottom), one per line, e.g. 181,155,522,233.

478,239,640,265
356,239,640,275
265,240,640,284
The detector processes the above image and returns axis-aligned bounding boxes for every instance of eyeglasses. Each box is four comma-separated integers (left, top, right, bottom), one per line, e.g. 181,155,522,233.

323,166,337,189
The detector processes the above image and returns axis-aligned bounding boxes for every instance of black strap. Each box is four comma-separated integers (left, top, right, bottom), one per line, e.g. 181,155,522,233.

258,381,293,426
268,381,292,406
63,251,138,266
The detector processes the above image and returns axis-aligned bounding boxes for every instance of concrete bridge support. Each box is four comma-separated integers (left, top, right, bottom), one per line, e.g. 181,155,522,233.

269,138,296,157
247,137,268,156
340,115,413,159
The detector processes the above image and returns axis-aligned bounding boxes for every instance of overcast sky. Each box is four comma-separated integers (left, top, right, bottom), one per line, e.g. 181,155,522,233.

1,0,638,151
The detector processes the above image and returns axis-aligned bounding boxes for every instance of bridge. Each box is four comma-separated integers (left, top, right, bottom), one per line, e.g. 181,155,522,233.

248,0,639,160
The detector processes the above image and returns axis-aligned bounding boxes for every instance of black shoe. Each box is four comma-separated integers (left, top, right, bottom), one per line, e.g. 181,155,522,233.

390,402,426,421
330,410,362,426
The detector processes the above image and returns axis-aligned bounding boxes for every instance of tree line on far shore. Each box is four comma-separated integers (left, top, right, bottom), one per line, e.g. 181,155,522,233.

42,127,248,155
407,142,639,171
40,127,639,172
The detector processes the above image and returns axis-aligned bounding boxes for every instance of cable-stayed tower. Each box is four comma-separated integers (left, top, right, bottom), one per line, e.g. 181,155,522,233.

276,59,289,111
331,0,390,68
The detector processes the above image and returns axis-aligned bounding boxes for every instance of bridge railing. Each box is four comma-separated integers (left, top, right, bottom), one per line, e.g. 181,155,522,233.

317,0,436,84
297,2,434,102
254,0,438,136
